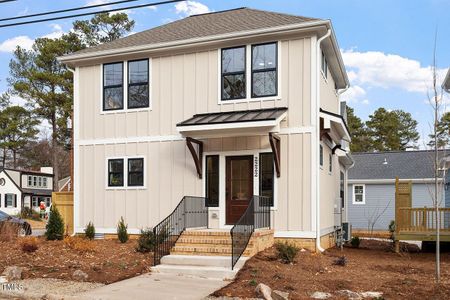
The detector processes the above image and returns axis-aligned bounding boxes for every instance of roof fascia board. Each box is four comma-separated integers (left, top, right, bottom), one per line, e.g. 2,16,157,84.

348,178,443,184
319,111,351,141
1,169,23,192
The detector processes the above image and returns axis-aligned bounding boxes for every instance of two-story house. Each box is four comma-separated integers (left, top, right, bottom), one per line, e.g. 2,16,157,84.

60,8,352,272
0,167,53,215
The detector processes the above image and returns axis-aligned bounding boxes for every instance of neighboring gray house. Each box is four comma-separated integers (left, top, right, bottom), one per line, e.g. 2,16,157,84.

347,150,447,231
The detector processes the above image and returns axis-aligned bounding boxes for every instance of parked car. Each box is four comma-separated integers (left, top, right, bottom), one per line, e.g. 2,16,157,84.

0,211,32,236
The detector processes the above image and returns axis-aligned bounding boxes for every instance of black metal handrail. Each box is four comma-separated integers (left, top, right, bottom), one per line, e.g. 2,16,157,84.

230,195,271,269
153,196,208,266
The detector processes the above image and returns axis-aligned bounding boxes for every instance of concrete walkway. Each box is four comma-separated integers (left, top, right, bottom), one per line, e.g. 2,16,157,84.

77,272,228,300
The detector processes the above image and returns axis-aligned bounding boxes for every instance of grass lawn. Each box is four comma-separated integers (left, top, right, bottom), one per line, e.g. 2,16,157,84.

213,239,450,299
0,236,152,284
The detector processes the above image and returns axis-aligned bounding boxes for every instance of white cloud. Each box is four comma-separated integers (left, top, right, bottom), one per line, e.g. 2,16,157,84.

340,85,370,105
342,49,447,94
85,0,108,6
175,1,210,16
0,24,66,53
0,36,34,52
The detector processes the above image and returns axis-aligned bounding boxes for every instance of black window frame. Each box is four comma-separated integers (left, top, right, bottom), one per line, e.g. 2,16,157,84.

108,158,124,187
221,45,246,101
329,153,333,173
103,62,124,111
127,59,150,109
321,51,328,79
319,145,324,167
205,155,219,207
259,152,275,207
251,42,278,98
127,158,144,187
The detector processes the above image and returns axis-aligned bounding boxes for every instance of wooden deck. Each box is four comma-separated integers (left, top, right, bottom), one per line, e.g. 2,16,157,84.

396,207,450,242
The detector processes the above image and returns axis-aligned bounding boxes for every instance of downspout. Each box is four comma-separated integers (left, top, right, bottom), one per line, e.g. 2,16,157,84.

315,29,332,253
66,66,77,237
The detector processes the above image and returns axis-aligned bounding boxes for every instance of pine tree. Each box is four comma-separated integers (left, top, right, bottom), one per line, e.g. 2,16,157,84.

117,217,129,243
45,205,65,240
346,106,372,152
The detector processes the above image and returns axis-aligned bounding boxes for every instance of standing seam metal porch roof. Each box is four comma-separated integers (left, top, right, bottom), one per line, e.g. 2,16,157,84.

176,107,288,127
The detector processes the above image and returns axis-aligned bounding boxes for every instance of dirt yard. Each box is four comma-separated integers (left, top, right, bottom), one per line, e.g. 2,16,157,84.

214,240,450,299
0,236,152,284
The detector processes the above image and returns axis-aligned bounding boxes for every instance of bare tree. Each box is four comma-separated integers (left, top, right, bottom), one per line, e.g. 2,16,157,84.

426,33,444,284
364,198,391,236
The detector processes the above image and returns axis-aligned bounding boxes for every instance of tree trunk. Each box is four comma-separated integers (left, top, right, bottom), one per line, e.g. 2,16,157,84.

51,113,59,191
13,150,16,169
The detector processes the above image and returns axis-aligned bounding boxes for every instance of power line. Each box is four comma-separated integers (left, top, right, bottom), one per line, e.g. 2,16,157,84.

1,0,141,22
0,0,17,3
0,0,184,28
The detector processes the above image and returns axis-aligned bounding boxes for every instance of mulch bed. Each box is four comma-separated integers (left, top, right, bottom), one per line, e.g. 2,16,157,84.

214,239,450,299
0,237,152,284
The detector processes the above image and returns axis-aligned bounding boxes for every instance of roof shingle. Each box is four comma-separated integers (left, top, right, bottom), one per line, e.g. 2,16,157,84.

73,7,319,55
348,150,449,180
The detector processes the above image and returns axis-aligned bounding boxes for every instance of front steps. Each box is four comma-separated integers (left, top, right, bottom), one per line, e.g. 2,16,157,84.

151,228,274,280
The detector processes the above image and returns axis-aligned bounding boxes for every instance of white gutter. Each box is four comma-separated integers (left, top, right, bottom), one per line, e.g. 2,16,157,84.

315,29,332,253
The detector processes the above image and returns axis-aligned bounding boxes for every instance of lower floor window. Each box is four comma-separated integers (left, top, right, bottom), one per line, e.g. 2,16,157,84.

353,185,365,204
32,196,51,208
107,157,145,188
259,153,274,206
5,194,16,207
205,155,219,207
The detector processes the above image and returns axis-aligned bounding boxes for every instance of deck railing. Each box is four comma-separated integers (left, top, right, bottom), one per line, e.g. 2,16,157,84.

230,195,271,270
397,207,450,233
153,196,208,266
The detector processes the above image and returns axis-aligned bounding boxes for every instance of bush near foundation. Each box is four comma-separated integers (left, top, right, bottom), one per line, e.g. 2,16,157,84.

275,242,299,264
85,222,95,240
117,217,129,243
45,205,64,240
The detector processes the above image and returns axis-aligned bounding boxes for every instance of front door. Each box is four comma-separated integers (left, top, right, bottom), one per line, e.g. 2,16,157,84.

226,155,254,224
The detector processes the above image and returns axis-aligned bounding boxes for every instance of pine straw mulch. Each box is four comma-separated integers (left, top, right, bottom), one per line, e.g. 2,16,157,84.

0,236,152,284
213,239,450,300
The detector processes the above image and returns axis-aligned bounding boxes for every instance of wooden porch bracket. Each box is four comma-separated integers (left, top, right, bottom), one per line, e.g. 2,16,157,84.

186,137,203,179
269,133,281,178
332,144,341,154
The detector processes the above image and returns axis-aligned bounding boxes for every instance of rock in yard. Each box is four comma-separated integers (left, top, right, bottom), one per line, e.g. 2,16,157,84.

337,290,361,300
72,270,89,281
256,283,273,300
310,292,332,299
2,266,23,281
360,291,383,298
272,290,289,300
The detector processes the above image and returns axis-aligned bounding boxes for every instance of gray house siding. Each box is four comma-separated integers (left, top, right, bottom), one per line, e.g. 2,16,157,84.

347,183,440,230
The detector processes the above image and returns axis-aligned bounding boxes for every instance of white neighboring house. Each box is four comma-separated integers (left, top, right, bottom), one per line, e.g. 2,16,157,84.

0,167,54,215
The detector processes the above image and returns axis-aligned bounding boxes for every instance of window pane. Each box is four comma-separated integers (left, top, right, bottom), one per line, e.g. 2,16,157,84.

129,60,148,84
206,156,219,207
355,195,363,202
104,87,123,110
252,71,276,97
222,47,245,73
109,173,124,186
128,158,144,186
259,153,274,206
104,63,123,86
252,43,276,70
108,159,124,187
128,84,149,108
222,74,246,100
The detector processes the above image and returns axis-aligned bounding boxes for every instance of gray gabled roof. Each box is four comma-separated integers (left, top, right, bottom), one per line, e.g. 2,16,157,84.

348,150,449,180
72,8,318,56
444,68,450,92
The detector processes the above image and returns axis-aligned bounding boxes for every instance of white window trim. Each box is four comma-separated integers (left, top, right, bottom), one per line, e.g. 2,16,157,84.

217,42,282,104
320,50,328,82
100,59,152,114
352,184,365,205
5,193,15,208
105,156,147,190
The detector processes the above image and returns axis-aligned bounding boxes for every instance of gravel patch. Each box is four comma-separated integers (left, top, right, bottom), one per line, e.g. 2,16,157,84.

0,278,103,299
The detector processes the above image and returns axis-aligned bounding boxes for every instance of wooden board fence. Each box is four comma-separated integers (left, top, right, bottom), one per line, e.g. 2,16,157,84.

52,192,74,235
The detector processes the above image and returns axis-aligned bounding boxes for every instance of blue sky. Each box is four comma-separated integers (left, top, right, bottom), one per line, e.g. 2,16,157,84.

0,0,449,145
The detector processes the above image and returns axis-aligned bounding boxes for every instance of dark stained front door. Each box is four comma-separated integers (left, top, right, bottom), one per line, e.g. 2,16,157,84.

226,155,254,224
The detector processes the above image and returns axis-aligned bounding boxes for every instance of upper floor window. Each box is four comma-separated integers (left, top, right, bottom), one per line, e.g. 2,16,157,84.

128,59,149,109
28,176,32,186
221,46,246,100
321,51,328,79
319,145,324,167
103,62,124,111
43,177,47,188
329,153,333,173
252,42,277,97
